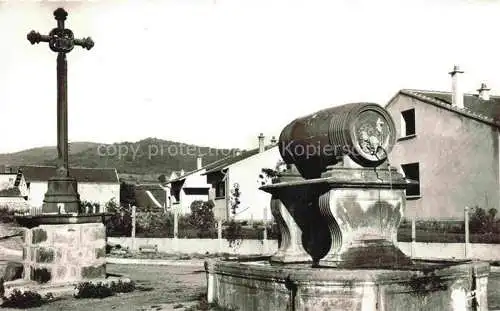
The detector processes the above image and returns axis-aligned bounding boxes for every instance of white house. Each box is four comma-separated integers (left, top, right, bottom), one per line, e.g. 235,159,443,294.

19,165,120,210
166,157,223,215
203,134,282,221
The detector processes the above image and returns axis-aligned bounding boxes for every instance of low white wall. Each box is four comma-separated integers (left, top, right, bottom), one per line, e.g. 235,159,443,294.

108,237,500,260
108,237,279,255
399,242,500,261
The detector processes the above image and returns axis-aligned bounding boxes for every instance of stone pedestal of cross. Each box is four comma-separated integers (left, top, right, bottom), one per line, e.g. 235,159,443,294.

27,8,94,214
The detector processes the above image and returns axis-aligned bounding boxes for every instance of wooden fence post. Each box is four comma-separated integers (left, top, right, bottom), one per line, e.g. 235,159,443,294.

173,207,179,252
263,207,268,254
465,206,470,259
411,217,416,258
217,219,223,253
131,205,136,251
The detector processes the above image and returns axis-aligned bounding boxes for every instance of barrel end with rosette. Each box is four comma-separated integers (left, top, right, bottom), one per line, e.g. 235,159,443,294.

278,103,396,179
347,103,396,167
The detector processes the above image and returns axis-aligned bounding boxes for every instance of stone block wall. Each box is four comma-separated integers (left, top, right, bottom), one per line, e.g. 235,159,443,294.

22,222,106,284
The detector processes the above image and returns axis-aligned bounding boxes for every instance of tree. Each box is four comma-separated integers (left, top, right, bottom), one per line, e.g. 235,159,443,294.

188,200,216,238
158,174,167,183
229,183,241,216
259,159,287,185
105,198,132,237
470,207,499,234
120,182,136,207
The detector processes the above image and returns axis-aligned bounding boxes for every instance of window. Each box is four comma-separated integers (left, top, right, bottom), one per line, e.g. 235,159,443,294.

215,181,226,198
401,109,416,138
401,163,420,197
185,188,209,195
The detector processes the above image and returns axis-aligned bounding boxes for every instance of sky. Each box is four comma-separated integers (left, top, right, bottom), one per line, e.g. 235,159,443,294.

1,0,500,153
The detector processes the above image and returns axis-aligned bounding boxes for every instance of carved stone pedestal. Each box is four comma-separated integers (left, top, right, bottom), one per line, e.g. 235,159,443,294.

270,197,310,263
266,167,330,264
43,177,81,214
317,167,411,268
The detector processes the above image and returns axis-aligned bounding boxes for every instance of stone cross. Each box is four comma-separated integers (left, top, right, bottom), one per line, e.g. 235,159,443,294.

27,8,94,177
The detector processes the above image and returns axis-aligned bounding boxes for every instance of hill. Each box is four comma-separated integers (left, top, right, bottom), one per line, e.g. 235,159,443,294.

0,138,237,182
0,142,100,166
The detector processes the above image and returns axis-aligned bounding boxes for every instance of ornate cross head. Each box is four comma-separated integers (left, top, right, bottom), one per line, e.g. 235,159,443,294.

27,8,94,53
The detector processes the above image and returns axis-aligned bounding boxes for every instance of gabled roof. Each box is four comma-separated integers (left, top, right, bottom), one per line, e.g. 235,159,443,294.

388,89,500,128
203,145,277,175
19,165,119,183
134,187,165,211
166,156,233,184
135,183,165,191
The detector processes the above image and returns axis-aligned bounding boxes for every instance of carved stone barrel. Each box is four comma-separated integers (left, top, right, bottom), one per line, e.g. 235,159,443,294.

278,102,396,178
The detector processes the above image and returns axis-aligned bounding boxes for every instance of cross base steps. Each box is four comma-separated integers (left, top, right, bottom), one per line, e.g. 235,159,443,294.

43,176,80,214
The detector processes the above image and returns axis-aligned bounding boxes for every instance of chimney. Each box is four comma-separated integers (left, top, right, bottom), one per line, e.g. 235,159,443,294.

477,83,491,101
196,156,203,170
258,133,265,153
449,65,464,109
270,136,277,145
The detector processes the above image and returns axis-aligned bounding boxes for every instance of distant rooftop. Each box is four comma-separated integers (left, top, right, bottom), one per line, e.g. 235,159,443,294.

19,165,119,183
203,145,277,175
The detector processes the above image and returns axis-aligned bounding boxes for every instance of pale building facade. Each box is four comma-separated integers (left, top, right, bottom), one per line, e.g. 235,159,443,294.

386,66,500,220
19,166,120,210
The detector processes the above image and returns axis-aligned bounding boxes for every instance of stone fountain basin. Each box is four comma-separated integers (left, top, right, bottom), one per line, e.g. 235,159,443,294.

205,258,490,311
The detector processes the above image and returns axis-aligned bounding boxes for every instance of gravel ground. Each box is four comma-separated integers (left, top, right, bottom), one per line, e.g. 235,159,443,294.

1,264,207,311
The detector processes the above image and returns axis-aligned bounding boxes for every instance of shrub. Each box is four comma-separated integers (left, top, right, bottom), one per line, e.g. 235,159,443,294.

224,220,243,248
80,200,101,213
470,207,499,234
268,223,281,240
136,211,173,238
0,207,15,223
109,280,135,293
74,280,135,299
74,282,114,299
1,289,47,308
188,201,216,238
105,202,133,237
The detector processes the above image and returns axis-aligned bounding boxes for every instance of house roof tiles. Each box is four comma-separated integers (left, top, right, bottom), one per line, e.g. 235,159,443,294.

394,89,500,128
203,145,277,175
